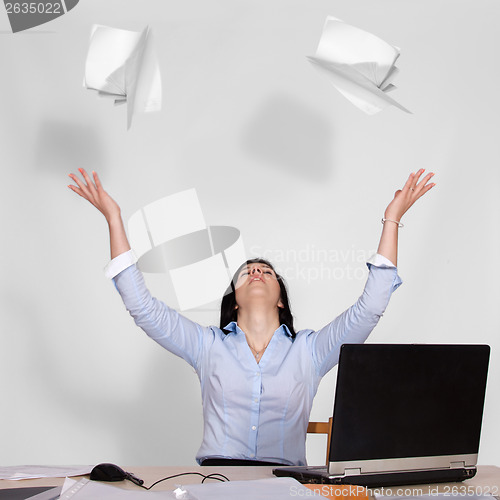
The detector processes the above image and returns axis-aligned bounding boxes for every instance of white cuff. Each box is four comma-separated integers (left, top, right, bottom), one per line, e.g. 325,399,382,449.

366,253,396,268
104,250,138,279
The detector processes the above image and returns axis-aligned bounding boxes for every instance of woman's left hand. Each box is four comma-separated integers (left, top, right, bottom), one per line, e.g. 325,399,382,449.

384,169,436,222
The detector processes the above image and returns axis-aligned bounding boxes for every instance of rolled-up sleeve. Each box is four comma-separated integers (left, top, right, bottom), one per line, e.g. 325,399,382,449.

309,254,402,377
104,249,138,279
113,264,210,370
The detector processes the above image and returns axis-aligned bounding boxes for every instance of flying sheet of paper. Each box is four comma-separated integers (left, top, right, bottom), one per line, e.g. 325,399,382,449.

0,465,93,480
308,16,410,114
84,24,162,129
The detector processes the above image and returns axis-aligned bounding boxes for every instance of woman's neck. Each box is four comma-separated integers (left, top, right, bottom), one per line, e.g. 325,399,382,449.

236,306,281,349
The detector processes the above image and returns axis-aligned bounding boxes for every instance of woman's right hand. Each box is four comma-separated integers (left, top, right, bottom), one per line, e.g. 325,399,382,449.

68,168,131,259
68,168,121,223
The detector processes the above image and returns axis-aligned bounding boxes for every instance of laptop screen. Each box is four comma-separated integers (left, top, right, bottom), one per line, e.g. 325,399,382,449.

329,344,490,463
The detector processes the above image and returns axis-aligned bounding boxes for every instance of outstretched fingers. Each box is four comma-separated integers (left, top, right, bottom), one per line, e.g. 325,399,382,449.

79,168,99,199
385,169,436,222
68,168,122,223
413,171,435,200
404,169,436,199
68,168,99,207
416,171,435,188
68,172,91,199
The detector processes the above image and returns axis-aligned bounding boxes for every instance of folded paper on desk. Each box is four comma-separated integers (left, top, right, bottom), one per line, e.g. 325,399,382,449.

308,16,410,114
0,466,93,481
59,478,175,499
58,477,327,499
84,24,162,129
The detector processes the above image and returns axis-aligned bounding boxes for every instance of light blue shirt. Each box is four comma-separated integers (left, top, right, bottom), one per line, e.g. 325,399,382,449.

112,253,401,465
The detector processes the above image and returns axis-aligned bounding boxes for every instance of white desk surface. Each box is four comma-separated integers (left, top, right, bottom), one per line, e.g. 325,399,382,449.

0,465,498,494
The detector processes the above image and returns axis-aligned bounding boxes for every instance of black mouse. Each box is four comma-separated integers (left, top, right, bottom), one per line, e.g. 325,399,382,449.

90,463,144,486
90,463,127,482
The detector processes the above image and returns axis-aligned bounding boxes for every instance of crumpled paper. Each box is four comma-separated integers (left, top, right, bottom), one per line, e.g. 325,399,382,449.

308,16,410,114
84,24,162,129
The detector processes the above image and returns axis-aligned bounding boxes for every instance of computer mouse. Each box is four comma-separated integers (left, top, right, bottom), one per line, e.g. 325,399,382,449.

90,463,144,486
90,463,127,482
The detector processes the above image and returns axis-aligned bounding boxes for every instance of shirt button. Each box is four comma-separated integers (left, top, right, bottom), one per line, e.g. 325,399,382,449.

254,398,259,403
252,425,257,431
250,453,255,458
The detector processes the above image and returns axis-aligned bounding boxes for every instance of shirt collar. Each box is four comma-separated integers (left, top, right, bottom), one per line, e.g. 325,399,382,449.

223,321,293,338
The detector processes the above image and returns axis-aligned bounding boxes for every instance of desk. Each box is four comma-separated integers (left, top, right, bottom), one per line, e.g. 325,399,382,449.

0,466,499,496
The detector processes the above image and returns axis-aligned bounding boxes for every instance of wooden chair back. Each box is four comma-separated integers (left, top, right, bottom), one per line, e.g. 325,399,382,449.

307,417,333,465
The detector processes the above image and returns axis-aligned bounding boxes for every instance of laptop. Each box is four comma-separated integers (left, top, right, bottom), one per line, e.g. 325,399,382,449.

273,344,490,487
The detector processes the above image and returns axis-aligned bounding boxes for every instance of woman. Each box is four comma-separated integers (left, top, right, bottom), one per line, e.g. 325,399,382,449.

68,168,435,466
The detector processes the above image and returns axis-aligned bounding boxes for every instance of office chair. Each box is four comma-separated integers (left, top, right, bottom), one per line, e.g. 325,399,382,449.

307,417,333,465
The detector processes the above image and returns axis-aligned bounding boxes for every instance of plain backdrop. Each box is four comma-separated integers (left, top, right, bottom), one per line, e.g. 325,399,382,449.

1,0,499,467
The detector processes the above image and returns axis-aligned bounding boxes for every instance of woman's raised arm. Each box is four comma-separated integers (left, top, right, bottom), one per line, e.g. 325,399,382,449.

310,170,435,375
377,168,435,266
68,168,130,259
68,168,210,368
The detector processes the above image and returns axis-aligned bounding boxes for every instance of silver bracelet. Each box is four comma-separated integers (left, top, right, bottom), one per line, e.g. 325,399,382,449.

381,218,404,228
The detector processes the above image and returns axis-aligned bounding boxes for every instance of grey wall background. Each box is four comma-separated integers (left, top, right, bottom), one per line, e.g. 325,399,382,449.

1,0,499,467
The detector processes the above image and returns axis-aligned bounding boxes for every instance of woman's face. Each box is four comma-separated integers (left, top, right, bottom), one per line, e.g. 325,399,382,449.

234,262,284,310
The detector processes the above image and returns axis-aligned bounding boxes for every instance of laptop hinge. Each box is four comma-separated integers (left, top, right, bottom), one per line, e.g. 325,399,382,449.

450,461,466,469
344,468,362,476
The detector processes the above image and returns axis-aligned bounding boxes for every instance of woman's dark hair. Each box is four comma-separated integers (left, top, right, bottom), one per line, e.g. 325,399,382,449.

219,258,296,338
